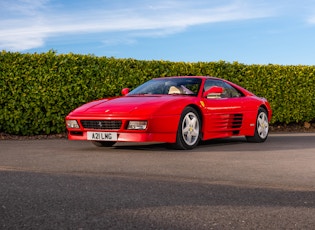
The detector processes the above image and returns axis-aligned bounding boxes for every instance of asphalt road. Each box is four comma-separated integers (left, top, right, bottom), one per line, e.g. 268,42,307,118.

1,133,315,229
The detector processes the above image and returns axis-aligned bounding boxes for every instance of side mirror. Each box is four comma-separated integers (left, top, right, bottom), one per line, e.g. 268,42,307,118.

203,86,223,98
121,88,130,96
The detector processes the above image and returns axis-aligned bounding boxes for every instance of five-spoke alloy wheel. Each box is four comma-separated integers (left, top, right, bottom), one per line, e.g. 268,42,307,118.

246,107,269,143
174,106,201,150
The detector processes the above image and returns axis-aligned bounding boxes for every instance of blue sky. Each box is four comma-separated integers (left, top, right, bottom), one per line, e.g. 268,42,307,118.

1,0,315,65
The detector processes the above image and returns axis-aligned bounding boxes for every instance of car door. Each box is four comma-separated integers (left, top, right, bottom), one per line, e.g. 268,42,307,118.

202,79,246,139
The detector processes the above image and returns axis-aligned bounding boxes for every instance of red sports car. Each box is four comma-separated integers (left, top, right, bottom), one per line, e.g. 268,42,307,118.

65,76,272,149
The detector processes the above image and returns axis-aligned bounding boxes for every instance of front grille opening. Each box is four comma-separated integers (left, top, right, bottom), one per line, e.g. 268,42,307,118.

81,120,122,130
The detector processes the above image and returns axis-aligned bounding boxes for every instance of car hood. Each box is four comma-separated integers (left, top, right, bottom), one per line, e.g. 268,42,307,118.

69,95,190,117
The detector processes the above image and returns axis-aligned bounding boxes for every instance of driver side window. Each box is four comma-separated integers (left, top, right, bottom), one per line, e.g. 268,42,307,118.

204,79,242,98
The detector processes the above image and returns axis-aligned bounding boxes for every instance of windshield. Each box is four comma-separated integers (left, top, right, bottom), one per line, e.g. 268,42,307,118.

128,78,202,96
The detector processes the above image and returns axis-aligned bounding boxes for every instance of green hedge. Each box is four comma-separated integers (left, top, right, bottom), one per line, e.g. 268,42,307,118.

1,50,315,135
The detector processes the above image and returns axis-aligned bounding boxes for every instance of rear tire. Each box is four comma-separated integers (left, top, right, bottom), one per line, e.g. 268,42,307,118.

246,107,269,143
173,106,201,150
92,141,116,147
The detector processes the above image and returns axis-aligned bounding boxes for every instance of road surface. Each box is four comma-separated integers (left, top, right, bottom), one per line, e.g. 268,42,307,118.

1,133,315,229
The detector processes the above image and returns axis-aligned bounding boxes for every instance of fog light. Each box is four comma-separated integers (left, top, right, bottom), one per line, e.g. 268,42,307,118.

66,120,80,128
127,121,147,130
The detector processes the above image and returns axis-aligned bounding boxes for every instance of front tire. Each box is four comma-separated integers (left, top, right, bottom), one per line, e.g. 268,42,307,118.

246,107,269,143
173,106,201,150
92,141,116,147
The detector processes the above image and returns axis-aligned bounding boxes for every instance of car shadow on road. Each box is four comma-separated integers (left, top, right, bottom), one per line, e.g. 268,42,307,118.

197,134,315,152
111,134,315,152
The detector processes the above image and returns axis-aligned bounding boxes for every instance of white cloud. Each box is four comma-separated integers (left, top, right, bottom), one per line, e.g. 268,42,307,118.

307,14,315,24
0,0,275,51
0,0,49,16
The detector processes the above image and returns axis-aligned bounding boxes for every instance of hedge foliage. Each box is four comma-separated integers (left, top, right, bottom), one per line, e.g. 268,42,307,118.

1,50,315,135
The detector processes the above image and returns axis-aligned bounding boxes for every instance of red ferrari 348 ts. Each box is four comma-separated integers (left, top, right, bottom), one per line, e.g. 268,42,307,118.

66,76,272,149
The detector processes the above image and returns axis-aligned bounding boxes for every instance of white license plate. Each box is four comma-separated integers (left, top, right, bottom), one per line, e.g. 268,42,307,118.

87,132,118,141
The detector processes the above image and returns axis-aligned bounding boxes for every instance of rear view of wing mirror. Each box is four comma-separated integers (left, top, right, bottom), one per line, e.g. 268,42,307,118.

121,88,130,96
203,86,224,98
